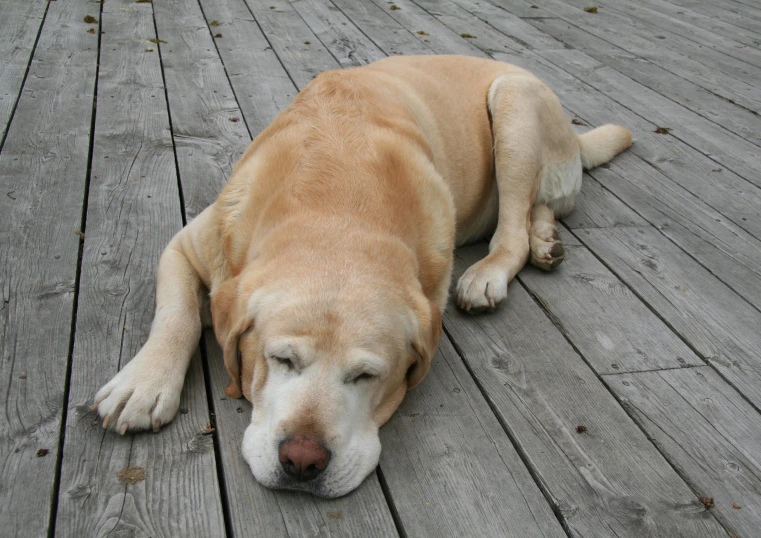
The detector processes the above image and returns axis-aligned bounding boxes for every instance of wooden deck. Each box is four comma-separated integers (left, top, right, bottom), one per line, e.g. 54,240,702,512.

2,0,761,535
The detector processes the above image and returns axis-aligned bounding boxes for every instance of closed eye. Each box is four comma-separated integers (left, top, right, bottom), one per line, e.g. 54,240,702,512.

352,372,377,384
274,356,295,370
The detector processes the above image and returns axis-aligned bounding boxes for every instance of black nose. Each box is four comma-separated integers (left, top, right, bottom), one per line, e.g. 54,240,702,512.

278,436,331,481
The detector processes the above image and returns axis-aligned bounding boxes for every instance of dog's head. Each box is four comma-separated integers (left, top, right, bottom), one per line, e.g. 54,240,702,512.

211,237,441,497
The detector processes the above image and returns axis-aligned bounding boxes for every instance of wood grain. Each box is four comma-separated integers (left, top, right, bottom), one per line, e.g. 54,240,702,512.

0,0,47,144
501,0,761,115
0,0,99,535
518,230,703,374
379,332,563,537
579,226,761,412
445,245,726,537
55,1,225,536
605,366,761,538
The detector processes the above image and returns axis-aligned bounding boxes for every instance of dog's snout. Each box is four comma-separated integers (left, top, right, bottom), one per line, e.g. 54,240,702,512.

279,436,331,481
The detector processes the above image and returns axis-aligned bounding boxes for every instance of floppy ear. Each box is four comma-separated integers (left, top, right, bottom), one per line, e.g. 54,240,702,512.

407,301,442,389
211,276,252,399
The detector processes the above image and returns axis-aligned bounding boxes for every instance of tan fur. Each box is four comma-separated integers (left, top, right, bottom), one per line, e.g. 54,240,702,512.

93,56,631,494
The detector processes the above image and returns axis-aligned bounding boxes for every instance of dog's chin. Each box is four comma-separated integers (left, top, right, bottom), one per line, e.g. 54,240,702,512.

242,423,381,498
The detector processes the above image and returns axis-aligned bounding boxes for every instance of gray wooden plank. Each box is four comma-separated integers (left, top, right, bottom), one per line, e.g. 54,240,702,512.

0,0,99,534
578,226,761,413
606,366,761,538
330,0,433,56
0,0,47,145
196,0,297,138
152,0,251,219
205,335,399,538
290,0,386,66
598,0,761,63
242,0,340,89
498,0,761,115
521,11,761,158
54,0,226,536
562,173,649,230
666,0,761,36
446,246,726,537
379,332,564,537
157,0,401,533
562,0,761,75
516,230,704,374
364,0,484,57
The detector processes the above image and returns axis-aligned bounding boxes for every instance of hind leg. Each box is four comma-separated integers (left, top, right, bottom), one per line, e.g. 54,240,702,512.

456,76,542,311
530,204,565,271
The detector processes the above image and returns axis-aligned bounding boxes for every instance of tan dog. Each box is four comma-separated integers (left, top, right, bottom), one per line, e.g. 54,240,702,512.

93,56,631,497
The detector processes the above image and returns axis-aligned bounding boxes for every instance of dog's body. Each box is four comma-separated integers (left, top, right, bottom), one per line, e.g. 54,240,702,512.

94,56,631,497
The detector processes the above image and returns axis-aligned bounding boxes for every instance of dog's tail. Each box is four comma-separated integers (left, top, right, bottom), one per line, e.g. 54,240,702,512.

577,124,632,170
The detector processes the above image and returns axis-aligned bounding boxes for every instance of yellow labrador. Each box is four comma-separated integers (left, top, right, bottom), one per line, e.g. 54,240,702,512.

94,56,631,497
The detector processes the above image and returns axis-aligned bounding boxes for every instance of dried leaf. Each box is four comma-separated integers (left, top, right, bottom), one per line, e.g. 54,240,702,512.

117,467,146,485
84,15,98,24
584,6,598,14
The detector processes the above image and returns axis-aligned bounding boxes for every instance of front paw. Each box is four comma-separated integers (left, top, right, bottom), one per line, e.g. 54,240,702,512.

93,355,183,434
456,260,509,311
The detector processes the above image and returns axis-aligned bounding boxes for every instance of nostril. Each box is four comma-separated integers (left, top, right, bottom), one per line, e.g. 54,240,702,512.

278,436,331,482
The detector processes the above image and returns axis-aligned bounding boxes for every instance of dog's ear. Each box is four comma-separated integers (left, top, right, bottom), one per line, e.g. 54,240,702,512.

211,276,253,399
407,300,442,389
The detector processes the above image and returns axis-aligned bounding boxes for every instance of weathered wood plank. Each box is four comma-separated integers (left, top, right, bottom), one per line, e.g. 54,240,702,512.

517,230,703,374
446,246,725,536
152,0,251,219
578,226,761,412
596,0,761,65
243,0,340,89
666,0,761,36
330,0,433,56
606,366,761,538
619,0,761,48
0,0,47,144
55,1,226,536
205,335,399,538
290,0,386,66
562,0,761,75
364,0,482,56
0,0,99,535
521,14,761,159
379,331,564,537
498,0,761,114
197,0,297,138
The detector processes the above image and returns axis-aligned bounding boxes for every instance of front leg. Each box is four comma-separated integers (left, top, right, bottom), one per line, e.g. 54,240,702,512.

94,211,214,433
456,77,539,311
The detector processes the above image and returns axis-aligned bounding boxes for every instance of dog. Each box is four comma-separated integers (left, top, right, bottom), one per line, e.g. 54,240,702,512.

93,55,631,497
